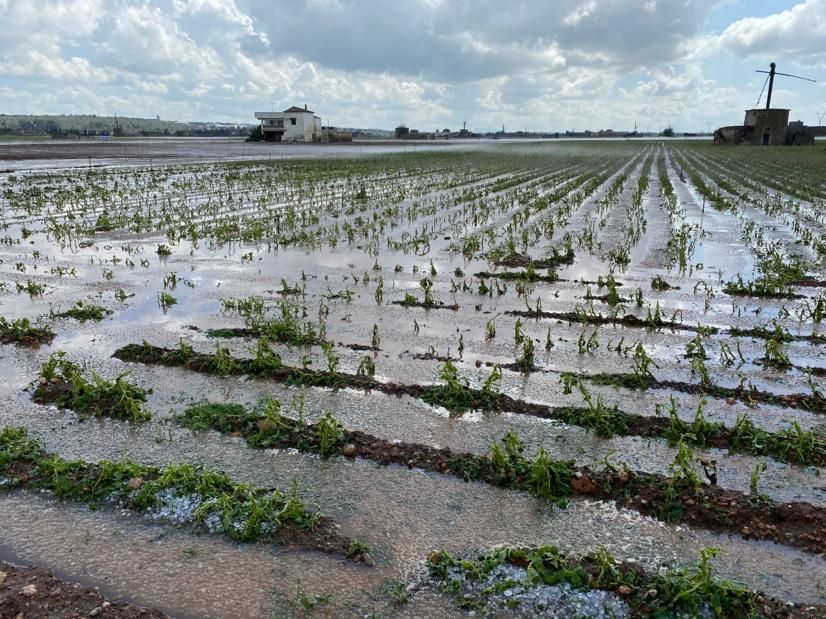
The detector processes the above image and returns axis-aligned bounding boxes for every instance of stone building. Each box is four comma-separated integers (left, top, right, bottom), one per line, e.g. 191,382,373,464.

714,108,814,145
714,108,788,145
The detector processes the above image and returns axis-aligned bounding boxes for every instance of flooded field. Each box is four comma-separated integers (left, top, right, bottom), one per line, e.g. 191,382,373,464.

1,138,824,617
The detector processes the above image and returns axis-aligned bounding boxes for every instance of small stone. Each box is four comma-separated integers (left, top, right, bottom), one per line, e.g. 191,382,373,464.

257,418,277,434
341,443,357,458
0,570,6,585
570,474,596,494
102,602,111,609
725,397,736,405
126,477,143,490
646,588,658,599
742,526,751,537
89,607,102,617
617,469,630,482
21,584,38,597
618,585,632,596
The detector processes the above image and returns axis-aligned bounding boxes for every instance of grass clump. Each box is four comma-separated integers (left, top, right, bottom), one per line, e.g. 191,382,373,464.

428,545,765,618
761,338,791,370
420,361,502,415
248,337,284,374
254,310,317,346
53,300,112,322
158,291,177,310
316,412,344,458
176,402,248,432
451,430,574,508
33,352,152,421
0,426,336,548
730,415,826,465
559,375,627,438
177,399,345,459
0,316,55,345
723,254,806,300
212,300,319,346
661,397,724,448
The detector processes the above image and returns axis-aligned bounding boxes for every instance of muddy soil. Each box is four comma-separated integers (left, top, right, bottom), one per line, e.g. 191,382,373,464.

0,560,168,619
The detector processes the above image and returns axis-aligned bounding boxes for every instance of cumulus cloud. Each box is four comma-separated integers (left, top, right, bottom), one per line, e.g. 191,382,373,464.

711,0,826,66
244,0,715,81
0,0,819,130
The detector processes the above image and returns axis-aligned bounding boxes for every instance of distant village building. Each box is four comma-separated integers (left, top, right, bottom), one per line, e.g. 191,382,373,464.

254,105,322,142
253,105,351,142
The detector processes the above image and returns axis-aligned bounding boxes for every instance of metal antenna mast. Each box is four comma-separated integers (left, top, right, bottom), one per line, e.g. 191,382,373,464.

755,62,816,109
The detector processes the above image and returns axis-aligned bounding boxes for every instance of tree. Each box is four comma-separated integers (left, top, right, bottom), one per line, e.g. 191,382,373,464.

246,125,264,142
661,126,675,137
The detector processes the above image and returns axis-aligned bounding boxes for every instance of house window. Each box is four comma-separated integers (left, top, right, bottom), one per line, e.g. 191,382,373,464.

290,118,297,125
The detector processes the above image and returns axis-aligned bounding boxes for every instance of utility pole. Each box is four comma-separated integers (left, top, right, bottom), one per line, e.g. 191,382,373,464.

765,63,776,109
755,62,816,109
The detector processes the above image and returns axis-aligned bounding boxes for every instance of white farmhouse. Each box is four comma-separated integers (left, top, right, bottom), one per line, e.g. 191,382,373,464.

254,105,322,142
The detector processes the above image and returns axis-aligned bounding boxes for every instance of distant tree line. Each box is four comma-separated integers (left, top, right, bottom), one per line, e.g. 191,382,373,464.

0,114,251,138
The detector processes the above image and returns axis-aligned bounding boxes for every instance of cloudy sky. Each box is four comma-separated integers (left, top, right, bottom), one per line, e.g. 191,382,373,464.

1,0,824,132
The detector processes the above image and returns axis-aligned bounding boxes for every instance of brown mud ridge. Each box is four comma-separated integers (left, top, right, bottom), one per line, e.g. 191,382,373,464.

409,351,459,362
1,441,359,564
112,344,825,467
651,377,825,413
507,308,826,344
204,326,380,353
584,293,632,304
493,251,575,270
390,300,459,311
0,560,167,619
576,371,826,416
485,360,826,416
187,410,826,555
792,279,826,288
0,333,54,348
508,308,714,333
476,270,559,283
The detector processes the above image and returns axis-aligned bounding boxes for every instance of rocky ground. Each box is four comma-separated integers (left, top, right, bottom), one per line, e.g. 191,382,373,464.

0,561,167,619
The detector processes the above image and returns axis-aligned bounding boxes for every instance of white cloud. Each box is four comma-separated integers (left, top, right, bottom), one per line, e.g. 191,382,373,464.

712,0,826,65
0,0,818,131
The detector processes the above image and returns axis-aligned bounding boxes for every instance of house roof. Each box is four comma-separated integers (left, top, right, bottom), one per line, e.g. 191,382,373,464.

283,106,314,113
